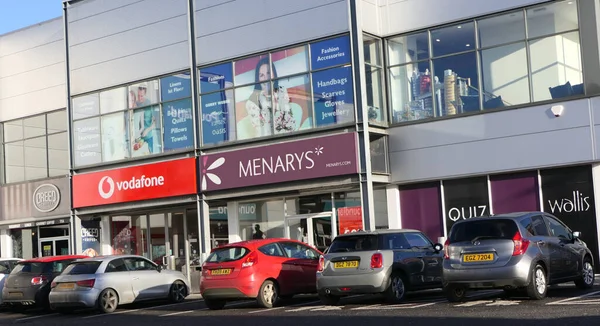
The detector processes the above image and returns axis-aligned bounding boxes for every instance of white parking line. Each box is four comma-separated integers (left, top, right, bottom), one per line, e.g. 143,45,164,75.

15,313,59,322
83,300,200,319
159,310,195,317
247,299,321,314
547,290,600,305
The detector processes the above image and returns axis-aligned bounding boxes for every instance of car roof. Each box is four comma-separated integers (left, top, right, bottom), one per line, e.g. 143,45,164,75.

334,229,422,238
72,254,153,262
451,211,550,226
0,258,22,261
20,255,88,263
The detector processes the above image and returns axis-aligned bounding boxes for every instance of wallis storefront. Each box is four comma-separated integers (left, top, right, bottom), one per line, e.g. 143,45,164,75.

397,165,600,271
0,177,72,259
199,132,374,253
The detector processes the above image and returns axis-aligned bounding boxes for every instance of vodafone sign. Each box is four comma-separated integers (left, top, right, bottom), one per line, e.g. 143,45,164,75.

72,158,197,208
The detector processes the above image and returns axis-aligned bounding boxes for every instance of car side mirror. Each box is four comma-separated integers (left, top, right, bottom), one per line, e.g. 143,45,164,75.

434,243,443,252
157,265,163,272
573,231,581,239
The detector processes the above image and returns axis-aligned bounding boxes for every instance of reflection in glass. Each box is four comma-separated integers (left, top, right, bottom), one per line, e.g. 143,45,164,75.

387,32,429,65
4,120,23,142
131,106,162,157
431,22,475,57
366,66,384,123
209,205,228,249
149,214,166,263
364,35,382,66
72,94,100,120
238,200,284,241
478,11,525,48
128,80,159,109
23,115,46,139
101,111,130,162
530,31,583,101
100,87,127,114
199,62,234,93
160,73,191,102
72,117,102,166
526,0,579,39
273,74,312,134
389,62,435,122
5,141,24,183
162,99,194,152
272,45,309,77
370,136,388,173
235,84,273,140
48,132,68,177
234,54,270,86
480,42,529,109
24,136,47,180
201,90,235,145
111,215,148,257
432,51,480,115
47,110,67,134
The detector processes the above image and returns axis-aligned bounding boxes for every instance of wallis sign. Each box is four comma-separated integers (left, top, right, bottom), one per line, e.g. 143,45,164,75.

199,132,359,191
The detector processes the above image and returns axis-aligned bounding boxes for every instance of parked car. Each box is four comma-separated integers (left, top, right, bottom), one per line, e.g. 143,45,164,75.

200,238,322,310
0,258,23,306
2,255,87,310
316,229,444,305
442,211,595,302
49,255,191,314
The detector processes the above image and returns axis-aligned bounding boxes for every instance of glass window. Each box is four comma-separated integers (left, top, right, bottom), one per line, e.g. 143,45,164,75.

478,12,526,48
272,45,309,77
366,65,384,123
389,62,434,122
206,246,250,262
532,215,550,236
258,243,286,257
47,110,67,133
105,258,128,273
209,205,228,250
404,232,433,248
124,257,156,271
328,234,378,252
23,115,46,139
431,22,476,57
238,200,284,241
47,132,68,177
128,80,159,109
273,74,312,134
72,117,102,167
449,219,519,242
24,136,47,181
526,0,579,39
130,105,162,157
62,261,102,275
387,32,429,66
72,93,100,120
235,84,273,140
110,215,148,256
4,119,24,142
370,135,388,174
100,87,127,114
432,51,480,115
545,216,572,240
381,233,411,249
280,242,319,259
5,141,25,183
101,111,129,162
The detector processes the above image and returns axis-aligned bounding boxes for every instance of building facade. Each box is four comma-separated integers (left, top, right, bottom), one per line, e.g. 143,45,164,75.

1,0,600,291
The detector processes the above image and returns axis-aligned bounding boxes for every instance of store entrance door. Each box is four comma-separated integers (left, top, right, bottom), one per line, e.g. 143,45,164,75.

284,212,334,252
40,237,70,257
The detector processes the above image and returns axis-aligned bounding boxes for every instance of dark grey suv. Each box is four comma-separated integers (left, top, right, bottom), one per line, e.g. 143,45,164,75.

442,212,595,302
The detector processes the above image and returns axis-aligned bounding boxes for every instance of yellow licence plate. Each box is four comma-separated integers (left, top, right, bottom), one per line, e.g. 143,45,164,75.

211,268,232,275
334,261,359,268
58,283,75,290
9,292,22,297
463,253,494,262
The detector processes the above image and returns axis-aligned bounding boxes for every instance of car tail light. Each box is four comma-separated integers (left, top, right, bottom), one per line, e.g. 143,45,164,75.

317,255,325,272
242,251,258,268
444,239,450,259
76,279,96,288
512,231,530,256
370,253,383,269
50,281,57,288
31,276,47,286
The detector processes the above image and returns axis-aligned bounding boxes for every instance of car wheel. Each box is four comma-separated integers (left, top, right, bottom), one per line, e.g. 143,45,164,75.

575,256,595,289
319,293,341,305
256,280,279,308
384,273,407,303
526,264,547,300
168,280,187,303
444,284,467,302
204,298,226,310
97,288,119,313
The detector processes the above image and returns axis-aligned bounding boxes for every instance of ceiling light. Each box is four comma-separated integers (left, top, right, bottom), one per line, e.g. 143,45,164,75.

568,1,573,4
466,44,470,47
457,25,462,29
436,39,441,42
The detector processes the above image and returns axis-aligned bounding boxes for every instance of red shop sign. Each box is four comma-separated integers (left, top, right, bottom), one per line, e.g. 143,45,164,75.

72,158,197,208
337,206,364,235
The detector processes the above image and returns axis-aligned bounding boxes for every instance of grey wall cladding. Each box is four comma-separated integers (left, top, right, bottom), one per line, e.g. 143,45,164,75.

67,0,190,95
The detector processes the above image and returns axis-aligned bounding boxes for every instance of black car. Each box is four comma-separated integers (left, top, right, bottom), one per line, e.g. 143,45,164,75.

2,255,87,310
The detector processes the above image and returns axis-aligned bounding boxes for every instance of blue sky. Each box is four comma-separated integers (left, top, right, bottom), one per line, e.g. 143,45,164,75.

0,0,63,35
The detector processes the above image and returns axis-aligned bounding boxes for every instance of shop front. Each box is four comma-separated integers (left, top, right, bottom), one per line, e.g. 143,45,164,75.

199,132,388,252
396,165,600,271
71,157,202,285
0,177,72,259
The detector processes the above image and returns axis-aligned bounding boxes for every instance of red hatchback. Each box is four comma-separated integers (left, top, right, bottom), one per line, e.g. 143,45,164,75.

200,238,322,310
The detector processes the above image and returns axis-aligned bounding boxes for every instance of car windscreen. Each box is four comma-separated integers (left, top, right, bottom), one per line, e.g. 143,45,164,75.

62,261,102,275
449,219,519,242
328,235,378,253
206,247,250,263
10,262,47,274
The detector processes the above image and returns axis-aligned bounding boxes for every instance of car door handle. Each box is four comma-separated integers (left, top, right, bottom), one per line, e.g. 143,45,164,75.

537,241,545,245
417,256,424,259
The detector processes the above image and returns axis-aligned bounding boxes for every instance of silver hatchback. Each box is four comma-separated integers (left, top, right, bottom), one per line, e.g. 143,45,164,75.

442,212,595,302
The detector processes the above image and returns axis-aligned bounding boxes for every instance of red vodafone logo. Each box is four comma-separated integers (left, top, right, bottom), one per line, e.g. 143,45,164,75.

72,158,197,208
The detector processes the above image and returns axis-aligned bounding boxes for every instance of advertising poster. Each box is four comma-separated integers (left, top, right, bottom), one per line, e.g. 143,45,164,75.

312,66,355,127
101,111,129,162
130,105,162,157
161,73,191,102
490,172,539,214
399,182,443,242
162,98,194,151
199,62,233,93
337,206,363,234
73,117,102,166
81,220,101,257
201,90,234,145
111,220,136,255
442,176,490,235
128,80,159,109
310,35,351,70
72,93,99,120
541,165,599,271
100,87,127,114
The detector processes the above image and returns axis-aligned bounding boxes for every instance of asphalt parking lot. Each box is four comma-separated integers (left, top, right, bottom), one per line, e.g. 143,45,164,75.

2,280,600,326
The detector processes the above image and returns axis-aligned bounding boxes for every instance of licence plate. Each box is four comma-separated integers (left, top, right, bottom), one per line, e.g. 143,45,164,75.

211,268,232,275
9,292,23,297
463,253,494,262
334,261,359,268
57,283,75,290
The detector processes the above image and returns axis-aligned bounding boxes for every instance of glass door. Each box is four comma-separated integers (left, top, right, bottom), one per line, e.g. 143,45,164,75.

40,237,70,257
284,212,333,252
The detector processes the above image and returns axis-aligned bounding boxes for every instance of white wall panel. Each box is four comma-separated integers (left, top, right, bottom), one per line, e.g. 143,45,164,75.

361,0,379,35
66,0,142,23
0,85,66,122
